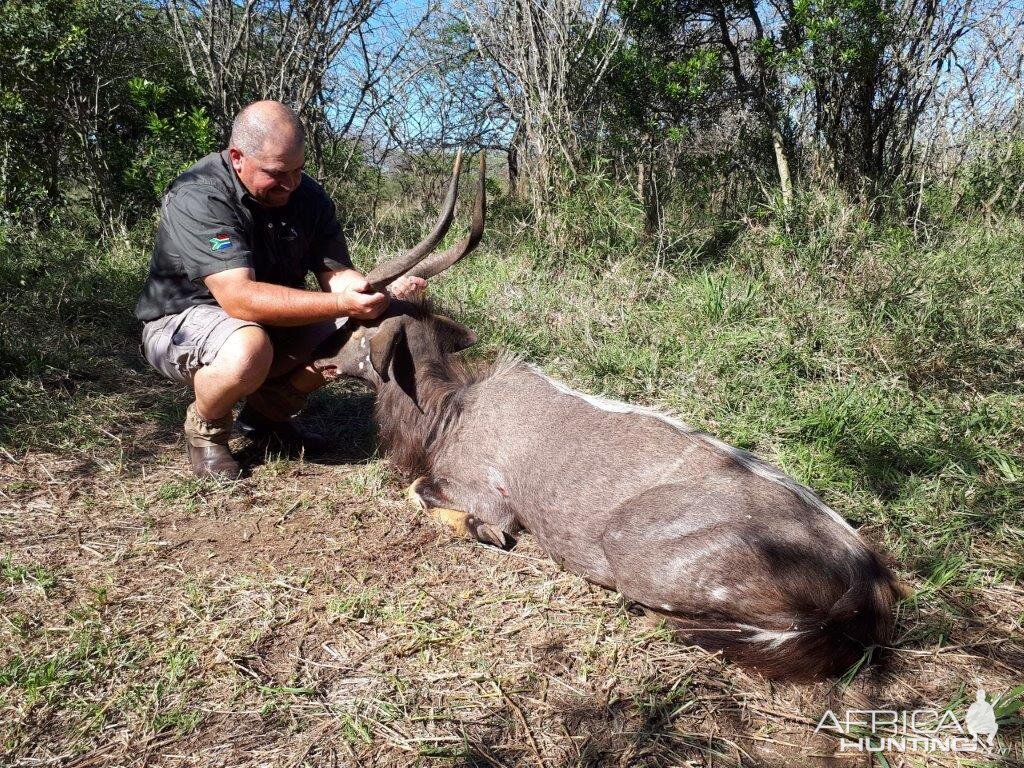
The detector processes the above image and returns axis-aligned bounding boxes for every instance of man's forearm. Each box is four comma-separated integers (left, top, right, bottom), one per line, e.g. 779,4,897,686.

224,281,344,326
318,267,363,294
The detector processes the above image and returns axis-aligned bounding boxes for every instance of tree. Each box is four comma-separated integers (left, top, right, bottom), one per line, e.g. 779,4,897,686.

0,0,209,230
457,0,624,210
161,0,383,143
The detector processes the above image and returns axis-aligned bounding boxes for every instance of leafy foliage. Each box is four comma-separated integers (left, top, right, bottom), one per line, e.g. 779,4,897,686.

0,0,209,228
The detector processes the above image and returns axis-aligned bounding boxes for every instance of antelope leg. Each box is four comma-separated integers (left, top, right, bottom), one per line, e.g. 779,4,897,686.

407,477,472,537
430,507,472,537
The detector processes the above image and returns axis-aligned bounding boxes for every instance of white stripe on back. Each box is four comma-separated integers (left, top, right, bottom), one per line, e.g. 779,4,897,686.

532,366,861,542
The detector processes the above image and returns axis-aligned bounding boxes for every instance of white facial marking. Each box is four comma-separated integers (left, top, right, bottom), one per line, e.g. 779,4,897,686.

358,361,365,371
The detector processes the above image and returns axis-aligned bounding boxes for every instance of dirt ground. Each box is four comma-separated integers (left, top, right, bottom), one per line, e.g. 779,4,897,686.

1,381,1022,768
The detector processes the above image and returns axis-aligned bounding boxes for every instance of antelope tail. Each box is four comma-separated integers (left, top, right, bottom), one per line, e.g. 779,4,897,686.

663,554,902,679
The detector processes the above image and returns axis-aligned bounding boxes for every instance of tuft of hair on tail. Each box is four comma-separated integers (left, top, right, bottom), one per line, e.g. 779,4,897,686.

663,554,903,680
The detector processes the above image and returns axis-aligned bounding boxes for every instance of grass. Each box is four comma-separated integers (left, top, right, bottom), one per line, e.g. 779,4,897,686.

1,554,59,594
0,191,1022,765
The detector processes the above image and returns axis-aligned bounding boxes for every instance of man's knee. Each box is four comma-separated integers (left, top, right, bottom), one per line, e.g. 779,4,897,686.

209,326,274,386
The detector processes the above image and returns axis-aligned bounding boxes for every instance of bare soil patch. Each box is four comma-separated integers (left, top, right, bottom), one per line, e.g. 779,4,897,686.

1,401,1022,767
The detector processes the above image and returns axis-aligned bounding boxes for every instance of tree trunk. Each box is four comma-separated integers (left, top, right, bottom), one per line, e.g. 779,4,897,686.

508,142,519,197
771,125,794,207
0,139,9,213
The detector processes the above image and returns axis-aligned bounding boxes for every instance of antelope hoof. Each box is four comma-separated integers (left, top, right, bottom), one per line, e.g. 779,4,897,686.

620,597,647,616
406,477,429,509
467,517,516,550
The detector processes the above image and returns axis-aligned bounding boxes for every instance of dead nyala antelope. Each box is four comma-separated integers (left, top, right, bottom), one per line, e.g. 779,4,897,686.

314,151,902,680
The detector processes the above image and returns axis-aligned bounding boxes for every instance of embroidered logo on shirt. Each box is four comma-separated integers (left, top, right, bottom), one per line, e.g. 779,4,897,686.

209,234,233,251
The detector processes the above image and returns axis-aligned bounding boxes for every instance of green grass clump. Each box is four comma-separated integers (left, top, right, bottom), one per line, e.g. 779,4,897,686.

1,555,59,595
0,215,184,457
2,186,1022,650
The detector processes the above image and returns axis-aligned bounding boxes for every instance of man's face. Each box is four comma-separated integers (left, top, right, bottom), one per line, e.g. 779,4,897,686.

229,139,304,207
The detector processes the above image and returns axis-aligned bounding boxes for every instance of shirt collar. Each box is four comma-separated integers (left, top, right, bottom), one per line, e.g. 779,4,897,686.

219,149,257,208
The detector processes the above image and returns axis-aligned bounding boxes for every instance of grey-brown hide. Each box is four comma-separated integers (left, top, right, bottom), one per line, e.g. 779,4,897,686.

312,151,900,680
319,302,900,679
313,299,481,477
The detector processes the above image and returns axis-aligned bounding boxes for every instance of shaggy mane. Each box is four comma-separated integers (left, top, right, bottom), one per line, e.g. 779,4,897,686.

373,301,521,475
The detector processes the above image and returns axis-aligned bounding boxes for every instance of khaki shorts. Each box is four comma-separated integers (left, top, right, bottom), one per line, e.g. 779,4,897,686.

141,304,347,384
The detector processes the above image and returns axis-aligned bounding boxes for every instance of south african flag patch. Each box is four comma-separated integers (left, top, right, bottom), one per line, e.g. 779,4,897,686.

209,234,233,251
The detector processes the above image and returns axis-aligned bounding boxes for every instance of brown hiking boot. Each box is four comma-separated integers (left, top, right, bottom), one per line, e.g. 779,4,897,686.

243,377,308,421
184,402,241,480
236,405,328,454
237,378,327,454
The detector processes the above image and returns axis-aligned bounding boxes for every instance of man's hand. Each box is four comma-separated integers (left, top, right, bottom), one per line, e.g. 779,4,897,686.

320,268,390,320
321,268,368,295
388,275,427,300
319,268,427,318
335,276,389,320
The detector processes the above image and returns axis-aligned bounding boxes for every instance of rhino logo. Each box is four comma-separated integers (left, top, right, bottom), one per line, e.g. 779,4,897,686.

965,688,998,747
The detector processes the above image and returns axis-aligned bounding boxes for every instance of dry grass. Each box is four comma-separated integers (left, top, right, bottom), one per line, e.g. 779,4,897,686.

1,376,1022,767
3,202,1023,766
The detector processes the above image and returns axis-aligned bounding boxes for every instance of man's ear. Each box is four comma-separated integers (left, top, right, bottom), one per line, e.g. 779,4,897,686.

369,320,407,379
434,315,478,353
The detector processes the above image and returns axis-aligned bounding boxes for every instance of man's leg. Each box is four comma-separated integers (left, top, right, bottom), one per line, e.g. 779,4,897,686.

236,321,345,449
193,326,274,419
186,326,273,478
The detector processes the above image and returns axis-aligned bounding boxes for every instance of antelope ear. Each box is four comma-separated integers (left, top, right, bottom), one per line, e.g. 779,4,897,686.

369,319,421,409
434,315,478,353
369,321,407,379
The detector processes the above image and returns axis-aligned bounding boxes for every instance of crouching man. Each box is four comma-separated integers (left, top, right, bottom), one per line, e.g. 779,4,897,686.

134,100,424,479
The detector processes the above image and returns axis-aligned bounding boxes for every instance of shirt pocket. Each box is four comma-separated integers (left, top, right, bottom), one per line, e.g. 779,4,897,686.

281,224,317,283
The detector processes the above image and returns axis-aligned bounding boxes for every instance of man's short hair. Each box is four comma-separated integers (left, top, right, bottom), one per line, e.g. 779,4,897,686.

229,101,306,155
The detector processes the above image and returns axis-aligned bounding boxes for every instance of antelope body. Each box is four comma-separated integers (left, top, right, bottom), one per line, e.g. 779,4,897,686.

315,153,901,679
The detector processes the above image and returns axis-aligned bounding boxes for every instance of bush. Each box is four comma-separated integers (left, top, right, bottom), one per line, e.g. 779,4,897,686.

0,0,208,230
